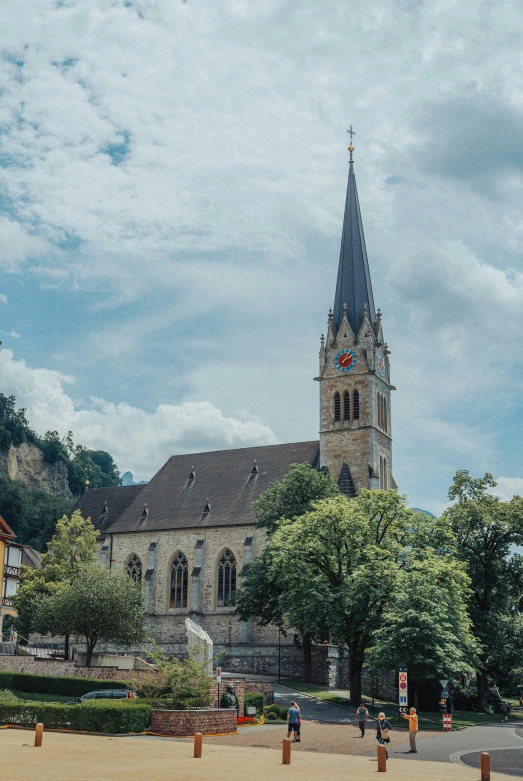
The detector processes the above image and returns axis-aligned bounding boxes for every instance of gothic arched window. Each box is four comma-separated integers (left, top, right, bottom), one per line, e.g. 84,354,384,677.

383,397,387,433
170,552,189,608
343,391,350,421
353,390,360,420
126,554,142,584
334,392,341,422
217,549,237,607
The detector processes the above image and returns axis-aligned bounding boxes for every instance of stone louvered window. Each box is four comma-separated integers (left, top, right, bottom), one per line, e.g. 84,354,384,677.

343,391,350,421
217,549,237,607
170,552,189,608
380,456,388,490
126,554,142,583
353,390,360,420
334,392,341,422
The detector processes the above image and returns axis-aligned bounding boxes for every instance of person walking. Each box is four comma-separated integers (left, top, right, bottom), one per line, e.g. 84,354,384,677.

402,707,418,753
354,702,369,737
376,712,392,759
294,701,302,743
287,701,300,742
500,702,509,722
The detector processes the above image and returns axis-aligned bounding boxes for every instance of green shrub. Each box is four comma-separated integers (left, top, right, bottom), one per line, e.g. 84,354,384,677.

0,700,151,733
0,671,132,698
244,692,264,714
267,711,278,721
279,706,288,720
266,703,281,716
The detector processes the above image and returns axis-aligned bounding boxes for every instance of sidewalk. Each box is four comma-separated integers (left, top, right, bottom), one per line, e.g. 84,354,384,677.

0,728,515,781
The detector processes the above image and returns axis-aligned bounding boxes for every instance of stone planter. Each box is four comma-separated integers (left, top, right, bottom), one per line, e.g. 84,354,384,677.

151,708,237,736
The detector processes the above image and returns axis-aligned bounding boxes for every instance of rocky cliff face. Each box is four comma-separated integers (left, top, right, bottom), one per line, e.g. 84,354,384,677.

0,442,73,502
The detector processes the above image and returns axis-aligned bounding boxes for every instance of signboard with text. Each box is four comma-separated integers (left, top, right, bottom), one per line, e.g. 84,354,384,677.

398,669,408,716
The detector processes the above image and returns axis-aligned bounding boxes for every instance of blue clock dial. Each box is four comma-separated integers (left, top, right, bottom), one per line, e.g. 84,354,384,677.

334,349,357,373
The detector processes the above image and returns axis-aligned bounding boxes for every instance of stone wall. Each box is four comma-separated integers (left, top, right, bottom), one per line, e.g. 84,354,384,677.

0,654,157,688
151,708,237,736
243,681,274,704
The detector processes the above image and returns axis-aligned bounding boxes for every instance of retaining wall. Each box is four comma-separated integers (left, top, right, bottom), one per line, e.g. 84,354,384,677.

151,708,237,736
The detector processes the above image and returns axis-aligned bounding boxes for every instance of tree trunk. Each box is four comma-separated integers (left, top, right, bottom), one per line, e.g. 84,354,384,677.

477,671,490,712
64,633,70,661
348,642,363,706
303,633,313,683
85,640,96,667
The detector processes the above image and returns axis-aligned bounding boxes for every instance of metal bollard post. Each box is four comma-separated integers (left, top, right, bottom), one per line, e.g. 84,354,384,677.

480,752,490,781
377,744,387,772
34,723,44,747
194,732,202,758
282,738,291,764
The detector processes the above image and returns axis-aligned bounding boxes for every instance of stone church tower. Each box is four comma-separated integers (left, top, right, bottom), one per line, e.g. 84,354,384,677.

317,140,395,494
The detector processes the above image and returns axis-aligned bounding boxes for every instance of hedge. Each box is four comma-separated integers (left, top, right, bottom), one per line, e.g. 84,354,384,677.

244,692,264,714
0,671,132,698
0,700,152,733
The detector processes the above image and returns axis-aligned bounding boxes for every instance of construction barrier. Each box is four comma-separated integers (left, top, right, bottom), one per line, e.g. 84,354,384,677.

443,713,452,731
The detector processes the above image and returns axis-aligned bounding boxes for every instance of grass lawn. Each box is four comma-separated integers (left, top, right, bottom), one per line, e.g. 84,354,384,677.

279,679,523,729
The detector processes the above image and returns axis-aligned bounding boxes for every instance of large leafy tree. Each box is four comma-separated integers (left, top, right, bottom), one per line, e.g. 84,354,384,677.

268,490,448,704
367,554,478,708
235,463,338,679
34,564,148,666
443,471,523,710
13,510,98,656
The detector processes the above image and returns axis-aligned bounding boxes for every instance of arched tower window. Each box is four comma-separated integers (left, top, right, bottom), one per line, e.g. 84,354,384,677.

353,390,360,420
334,392,341,422
126,554,142,584
383,397,387,433
217,549,237,607
377,393,382,429
170,552,189,608
343,391,350,421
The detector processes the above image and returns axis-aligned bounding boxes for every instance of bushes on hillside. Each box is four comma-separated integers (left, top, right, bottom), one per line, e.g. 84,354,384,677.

0,671,132,698
0,700,151,733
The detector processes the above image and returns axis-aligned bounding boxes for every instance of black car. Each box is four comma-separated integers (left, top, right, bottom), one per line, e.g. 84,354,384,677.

65,689,137,704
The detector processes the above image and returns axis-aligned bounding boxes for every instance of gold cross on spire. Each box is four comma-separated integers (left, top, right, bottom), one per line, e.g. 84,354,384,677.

347,125,355,162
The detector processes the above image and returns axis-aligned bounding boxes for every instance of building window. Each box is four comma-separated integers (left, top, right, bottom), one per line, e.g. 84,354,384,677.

383,397,387,433
217,549,237,607
353,390,360,420
343,391,350,421
170,552,189,608
126,554,142,584
377,392,387,432
334,392,341,422
379,456,388,490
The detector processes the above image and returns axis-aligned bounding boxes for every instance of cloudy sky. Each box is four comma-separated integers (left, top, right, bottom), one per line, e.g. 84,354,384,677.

1,0,523,512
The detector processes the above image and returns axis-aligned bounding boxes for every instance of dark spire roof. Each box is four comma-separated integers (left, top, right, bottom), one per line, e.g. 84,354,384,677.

333,157,376,334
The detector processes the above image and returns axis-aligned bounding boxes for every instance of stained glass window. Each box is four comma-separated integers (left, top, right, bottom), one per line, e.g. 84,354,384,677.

170,552,188,608
127,554,142,583
217,549,237,607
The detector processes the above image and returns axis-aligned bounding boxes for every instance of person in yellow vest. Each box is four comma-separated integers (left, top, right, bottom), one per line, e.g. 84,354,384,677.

402,707,418,753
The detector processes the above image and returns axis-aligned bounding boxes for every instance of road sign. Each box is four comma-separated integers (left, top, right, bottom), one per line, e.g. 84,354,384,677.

398,669,408,713
439,679,449,689
399,706,409,716
216,667,222,683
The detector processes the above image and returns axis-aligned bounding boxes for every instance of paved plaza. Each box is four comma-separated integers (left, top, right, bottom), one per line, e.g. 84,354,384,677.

0,727,516,781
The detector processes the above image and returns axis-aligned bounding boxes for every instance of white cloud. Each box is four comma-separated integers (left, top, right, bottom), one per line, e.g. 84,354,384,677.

0,330,21,339
492,477,523,502
0,217,50,272
0,349,279,481
0,294,7,303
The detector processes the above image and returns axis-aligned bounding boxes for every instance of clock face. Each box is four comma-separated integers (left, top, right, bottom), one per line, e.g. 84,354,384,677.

334,349,357,373
376,352,386,378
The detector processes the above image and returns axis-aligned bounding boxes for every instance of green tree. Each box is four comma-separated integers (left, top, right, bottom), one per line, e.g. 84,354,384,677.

34,564,148,666
13,511,98,656
268,490,443,704
0,474,71,550
235,463,338,679
0,393,36,450
444,471,523,710
67,447,121,495
367,554,478,708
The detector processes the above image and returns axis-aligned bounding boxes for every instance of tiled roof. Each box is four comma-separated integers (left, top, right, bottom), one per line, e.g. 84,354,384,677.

74,441,320,534
71,484,145,532
22,547,42,568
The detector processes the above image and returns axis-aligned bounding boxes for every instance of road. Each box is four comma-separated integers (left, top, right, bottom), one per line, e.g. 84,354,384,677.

276,685,523,776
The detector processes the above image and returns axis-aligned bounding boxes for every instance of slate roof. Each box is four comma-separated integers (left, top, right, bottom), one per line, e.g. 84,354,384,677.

71,484,145,533
333,159,376,334
75,441,320,535
22,547,42,568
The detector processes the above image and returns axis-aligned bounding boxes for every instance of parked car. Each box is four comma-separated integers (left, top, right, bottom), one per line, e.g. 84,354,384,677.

65,689,137,705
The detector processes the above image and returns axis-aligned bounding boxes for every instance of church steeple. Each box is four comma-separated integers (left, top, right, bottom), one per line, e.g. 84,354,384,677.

333,130,376,335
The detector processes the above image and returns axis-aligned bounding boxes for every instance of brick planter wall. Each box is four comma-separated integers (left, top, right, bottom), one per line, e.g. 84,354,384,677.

244,681,274,704
209,679,244,714
151,709,237,736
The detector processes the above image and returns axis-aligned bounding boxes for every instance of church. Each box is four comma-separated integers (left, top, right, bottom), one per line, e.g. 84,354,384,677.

74,139,395,678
